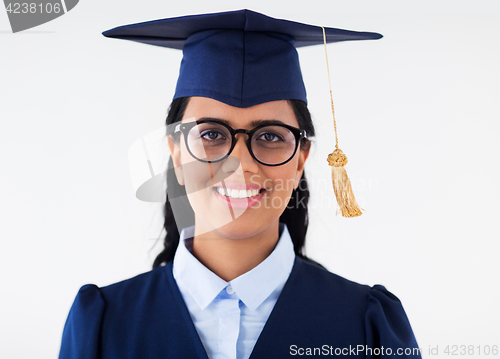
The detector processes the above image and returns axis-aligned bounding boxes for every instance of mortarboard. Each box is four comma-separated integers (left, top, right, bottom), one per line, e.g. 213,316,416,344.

102,9,383,217
102,9,381,108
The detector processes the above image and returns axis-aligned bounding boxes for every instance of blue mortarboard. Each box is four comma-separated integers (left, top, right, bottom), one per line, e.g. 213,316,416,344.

102,9,382,108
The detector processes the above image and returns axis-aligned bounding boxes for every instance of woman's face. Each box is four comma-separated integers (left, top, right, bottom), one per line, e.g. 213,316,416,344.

168,96,309,239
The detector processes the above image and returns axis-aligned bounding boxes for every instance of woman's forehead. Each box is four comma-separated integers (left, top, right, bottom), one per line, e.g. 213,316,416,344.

182,96,299,127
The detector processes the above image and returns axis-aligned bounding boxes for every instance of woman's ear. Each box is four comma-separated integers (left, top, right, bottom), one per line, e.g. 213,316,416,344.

167,134,185,186
294,142,310,190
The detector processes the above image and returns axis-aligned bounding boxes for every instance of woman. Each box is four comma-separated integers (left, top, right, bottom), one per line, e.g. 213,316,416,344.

59,9,421,359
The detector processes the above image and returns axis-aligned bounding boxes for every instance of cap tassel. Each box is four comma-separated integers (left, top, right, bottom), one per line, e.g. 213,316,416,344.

321,26,364,217
327,149,363,217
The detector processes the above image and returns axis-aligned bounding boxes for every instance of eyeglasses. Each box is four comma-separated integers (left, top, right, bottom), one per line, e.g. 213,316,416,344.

174,119,307,166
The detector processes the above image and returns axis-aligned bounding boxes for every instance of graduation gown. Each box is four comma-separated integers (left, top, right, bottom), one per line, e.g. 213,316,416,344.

58,257,421,358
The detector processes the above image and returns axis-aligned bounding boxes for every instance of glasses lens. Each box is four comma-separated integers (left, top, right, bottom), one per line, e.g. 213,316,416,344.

186,122,232,161
251,126,296,165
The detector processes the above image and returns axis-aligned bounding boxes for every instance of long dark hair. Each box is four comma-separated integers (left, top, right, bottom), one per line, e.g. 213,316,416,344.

152,96,323,268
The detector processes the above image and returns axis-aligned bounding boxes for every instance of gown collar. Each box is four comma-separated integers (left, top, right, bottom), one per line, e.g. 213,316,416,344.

172,222,295,311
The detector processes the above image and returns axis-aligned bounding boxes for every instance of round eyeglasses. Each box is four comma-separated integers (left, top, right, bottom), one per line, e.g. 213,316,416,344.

173,120,307,166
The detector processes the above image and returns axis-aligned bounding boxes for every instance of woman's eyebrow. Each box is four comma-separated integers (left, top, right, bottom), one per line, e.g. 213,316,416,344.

198,117,289,127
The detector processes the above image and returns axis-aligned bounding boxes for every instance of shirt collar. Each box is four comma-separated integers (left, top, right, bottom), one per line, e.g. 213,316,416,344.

172,222,295,311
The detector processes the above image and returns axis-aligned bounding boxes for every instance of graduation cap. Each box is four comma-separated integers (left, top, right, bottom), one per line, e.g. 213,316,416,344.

103,9,383,217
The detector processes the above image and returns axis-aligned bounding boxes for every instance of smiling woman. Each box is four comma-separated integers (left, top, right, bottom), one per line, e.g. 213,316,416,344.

58,9,422,359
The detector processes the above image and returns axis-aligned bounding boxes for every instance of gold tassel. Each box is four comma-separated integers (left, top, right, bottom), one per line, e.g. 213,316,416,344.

327,149,363,217
321,26,364,217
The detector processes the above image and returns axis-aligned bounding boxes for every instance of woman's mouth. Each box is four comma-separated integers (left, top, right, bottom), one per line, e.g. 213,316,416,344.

212,186,267,209
214,187,265,198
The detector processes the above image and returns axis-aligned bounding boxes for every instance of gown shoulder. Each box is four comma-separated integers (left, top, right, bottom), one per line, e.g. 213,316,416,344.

58,284,104,359
295,258,422,358
58,266,167,359
364,284,421,358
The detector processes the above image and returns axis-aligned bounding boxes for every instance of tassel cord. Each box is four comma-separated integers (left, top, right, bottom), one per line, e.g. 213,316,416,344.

321,26,364,217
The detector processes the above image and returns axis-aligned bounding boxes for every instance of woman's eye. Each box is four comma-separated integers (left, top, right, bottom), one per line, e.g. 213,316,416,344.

201,131,225,140
257,132,283,142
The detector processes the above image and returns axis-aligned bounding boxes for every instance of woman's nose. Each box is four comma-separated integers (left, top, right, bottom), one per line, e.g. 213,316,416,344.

226,134,258,173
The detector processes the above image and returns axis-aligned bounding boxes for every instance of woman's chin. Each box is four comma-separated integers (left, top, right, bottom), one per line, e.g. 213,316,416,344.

196,208,266,239
206,222,264,240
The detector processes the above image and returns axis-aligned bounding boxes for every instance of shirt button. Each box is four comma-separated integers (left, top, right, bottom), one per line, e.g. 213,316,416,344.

226,285,234,295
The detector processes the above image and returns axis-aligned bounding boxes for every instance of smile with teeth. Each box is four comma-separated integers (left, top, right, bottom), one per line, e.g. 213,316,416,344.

214,187,265,199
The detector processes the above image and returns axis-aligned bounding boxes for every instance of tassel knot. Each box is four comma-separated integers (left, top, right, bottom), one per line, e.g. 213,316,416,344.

327,148,348,167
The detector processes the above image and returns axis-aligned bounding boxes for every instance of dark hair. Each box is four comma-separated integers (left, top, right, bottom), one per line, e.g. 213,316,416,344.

152,96,323,268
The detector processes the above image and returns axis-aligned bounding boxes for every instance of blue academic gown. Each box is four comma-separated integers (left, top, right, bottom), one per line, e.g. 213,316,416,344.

58,257,421,358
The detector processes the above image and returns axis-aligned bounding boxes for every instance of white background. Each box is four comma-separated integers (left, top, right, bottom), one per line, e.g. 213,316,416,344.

1,1,499,358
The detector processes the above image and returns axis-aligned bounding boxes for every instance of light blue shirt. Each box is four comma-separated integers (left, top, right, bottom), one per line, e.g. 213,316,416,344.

172,223,295,359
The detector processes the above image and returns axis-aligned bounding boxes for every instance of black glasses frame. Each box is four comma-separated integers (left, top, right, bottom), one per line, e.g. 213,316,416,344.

174,119,308,166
